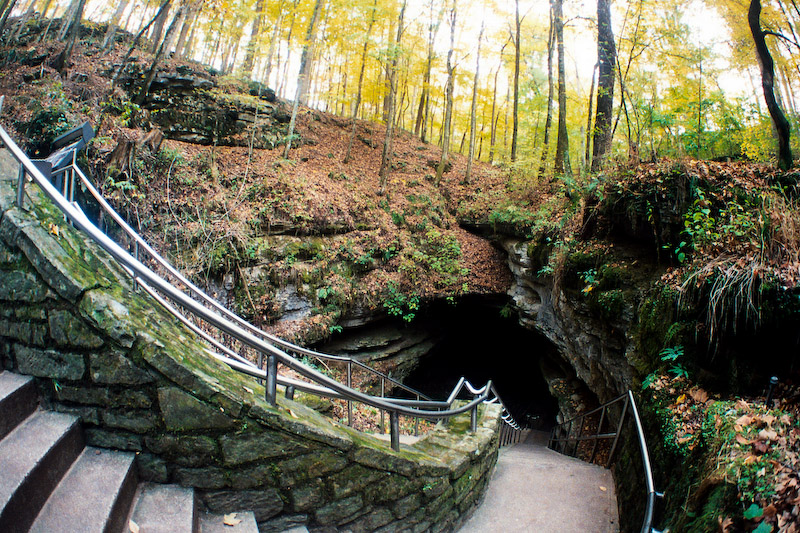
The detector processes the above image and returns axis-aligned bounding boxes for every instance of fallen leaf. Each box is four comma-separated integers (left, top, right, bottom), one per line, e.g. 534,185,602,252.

759,429,778,441
223,513,242,526
736,399,750,410
736,434,753,445
736,414,753,427
48,223,60,237
719,516,734,532
129,520,140,533
744,455,760,465
599,485,607,492
753,440,770,454
690,388,709,403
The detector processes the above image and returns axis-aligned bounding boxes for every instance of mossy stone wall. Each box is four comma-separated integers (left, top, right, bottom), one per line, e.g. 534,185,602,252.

0,147,500,532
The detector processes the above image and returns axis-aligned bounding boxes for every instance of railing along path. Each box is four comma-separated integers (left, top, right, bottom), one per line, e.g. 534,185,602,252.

0,100,523,451
548,391,663,533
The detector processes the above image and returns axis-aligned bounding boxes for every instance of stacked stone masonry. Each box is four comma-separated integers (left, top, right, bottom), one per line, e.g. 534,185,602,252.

0,147,500,532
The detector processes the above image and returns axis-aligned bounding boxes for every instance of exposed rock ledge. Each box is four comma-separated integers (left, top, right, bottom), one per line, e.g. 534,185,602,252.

502,238,636,407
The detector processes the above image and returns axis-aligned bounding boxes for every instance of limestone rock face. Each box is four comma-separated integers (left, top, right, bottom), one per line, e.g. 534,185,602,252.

119,67,292,148
502,238,635,406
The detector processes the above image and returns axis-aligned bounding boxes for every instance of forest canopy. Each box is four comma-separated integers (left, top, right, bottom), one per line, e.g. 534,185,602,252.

0,0,797,172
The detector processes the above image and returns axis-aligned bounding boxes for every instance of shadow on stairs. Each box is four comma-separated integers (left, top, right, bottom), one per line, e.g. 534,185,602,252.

0,371,294,533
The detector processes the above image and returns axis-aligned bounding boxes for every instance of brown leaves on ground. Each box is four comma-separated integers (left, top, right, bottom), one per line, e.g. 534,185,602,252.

647,375,800,531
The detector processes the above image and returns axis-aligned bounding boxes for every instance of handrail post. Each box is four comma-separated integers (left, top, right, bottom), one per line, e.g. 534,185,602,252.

390,411,400,451
572,414,585,457
346,360,352,427
379,377,385,434
607,394,630,468
590,405,607,463
414,394,420,436
265,353,278,406
470,394,479,433
285,385,295,400
16,165,25,208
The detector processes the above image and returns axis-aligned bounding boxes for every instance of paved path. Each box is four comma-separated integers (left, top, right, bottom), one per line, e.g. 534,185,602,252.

460,431,619,533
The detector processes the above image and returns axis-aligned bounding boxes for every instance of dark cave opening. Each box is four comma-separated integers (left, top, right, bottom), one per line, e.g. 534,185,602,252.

403,295,562,429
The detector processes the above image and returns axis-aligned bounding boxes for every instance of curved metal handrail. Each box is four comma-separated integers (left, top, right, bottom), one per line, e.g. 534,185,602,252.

0,117,523,450
57,162,431,402
548,391,661,533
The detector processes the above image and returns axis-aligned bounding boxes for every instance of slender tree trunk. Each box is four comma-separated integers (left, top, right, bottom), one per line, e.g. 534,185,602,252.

101,0,130,50
137,4,185,104
279,0,299,98
344,0,377,164
298,0,324,106
465,21,484,183
435,0,457,186
749,0,793,169
538,8,555,176
284,0,324,158
489,43,507,163
414,0,444,141
511,0,521,162
378,0,407,194
591,0,616,171
149,0,170,53
175,0,201,58
112,0,168,88
53,0,86,72
241,0,265,77
553,0,571,177
263,4,284,86
585,63,597,171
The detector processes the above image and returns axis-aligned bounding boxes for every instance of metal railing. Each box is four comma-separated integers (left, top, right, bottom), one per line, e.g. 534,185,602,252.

548,390,662,533
0,106,524,451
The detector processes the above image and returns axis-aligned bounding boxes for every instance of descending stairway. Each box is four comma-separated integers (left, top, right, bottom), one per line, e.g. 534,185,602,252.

459,430,619,533
0,371,260,533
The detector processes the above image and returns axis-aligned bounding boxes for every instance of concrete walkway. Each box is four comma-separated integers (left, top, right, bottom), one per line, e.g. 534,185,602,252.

460,431,619,533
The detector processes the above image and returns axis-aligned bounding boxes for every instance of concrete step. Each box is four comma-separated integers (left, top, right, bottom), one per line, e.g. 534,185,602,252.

0,410,83,533
199,511,259,533
0,371,37,440
130,483,197,533
29,447,137,533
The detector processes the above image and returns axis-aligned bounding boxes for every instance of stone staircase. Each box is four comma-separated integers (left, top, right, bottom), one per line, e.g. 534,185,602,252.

0,371,261,533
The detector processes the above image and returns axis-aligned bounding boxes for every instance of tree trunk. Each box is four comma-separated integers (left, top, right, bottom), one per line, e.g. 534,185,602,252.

284,0,324,158
538,7,555,176
749,0,793,170
489,42,507,164
298,0,324,106
591,0,616,171
263,2,285,86
175,0,202,58
511,0,521,162
53,0,86,72
149,0,171,53
111,0,169,88
343,0,377,164
101,0,130,50
553,0,571,177
435,0,457,186
465,21,484,183
241,0,265,78
136,4,185,104
585,63,597,171
414,0,444,142
378,0,407,194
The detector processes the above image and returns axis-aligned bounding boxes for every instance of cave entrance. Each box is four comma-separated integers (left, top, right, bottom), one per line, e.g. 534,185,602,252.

404,295,561,429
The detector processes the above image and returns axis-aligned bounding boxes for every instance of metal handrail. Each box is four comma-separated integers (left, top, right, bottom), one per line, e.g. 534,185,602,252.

0,117,523,451
55,162,431,403
548,391,662,533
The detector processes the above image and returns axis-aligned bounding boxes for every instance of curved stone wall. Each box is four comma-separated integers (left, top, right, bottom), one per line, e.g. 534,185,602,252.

0,147,500,532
